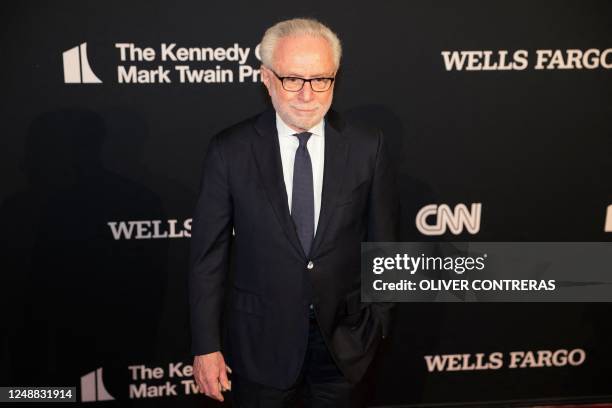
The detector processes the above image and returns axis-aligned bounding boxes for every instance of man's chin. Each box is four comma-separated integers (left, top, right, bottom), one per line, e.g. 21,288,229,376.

295,110,328,126
284,115,319,131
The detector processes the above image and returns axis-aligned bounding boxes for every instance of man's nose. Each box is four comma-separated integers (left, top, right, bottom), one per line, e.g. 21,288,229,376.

298,81,314,102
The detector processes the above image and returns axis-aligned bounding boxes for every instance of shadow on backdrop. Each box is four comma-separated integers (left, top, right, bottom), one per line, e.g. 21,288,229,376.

0,108,167,401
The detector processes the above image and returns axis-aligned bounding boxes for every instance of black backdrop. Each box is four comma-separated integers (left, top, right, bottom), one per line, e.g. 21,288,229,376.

1,1,611,406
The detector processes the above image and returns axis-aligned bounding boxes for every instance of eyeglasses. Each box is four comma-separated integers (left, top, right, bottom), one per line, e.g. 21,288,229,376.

267,67,335,92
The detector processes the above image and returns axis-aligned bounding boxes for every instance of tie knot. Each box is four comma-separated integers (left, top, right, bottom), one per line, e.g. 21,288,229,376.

293,132,312,147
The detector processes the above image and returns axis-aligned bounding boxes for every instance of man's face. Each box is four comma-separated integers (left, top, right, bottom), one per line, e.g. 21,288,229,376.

261,35,337,132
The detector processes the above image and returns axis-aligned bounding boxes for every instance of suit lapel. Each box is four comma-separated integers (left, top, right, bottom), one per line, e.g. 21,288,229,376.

251,109,349,260
252,109,305,259
311,111,349,257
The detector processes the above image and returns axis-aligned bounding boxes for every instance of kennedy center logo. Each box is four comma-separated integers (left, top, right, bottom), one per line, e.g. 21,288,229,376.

63,42,102,84
81,367,114,402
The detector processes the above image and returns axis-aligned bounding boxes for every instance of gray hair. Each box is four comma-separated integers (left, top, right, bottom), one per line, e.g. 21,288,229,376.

260,18,342,70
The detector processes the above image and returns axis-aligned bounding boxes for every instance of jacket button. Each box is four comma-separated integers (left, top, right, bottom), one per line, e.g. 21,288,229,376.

307,261,314,270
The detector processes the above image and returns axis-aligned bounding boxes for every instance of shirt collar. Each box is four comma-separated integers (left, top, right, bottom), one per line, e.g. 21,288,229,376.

275,112,324,138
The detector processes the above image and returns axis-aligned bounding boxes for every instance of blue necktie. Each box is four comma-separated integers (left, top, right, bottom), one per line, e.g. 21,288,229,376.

291,132,314,257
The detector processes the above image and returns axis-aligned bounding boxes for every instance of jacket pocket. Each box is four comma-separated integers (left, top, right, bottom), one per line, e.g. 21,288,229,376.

230,287,265,317
336,179,370,208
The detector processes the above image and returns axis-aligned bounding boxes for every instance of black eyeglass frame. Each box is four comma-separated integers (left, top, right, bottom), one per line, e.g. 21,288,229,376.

266,67,336,92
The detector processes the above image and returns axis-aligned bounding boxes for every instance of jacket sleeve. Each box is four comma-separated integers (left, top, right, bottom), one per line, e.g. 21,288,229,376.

189,133,233,356
366,129,400,339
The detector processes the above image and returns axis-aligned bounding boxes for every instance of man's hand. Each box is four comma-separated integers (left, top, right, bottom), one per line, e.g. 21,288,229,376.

193,351,232,402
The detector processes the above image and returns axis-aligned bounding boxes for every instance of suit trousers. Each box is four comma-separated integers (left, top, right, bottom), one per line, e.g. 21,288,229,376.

230,311,366,407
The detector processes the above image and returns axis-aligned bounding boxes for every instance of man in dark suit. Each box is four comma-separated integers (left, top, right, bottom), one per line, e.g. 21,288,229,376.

190,18,399,407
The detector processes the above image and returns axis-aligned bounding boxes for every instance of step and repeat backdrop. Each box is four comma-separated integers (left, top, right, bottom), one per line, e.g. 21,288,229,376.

1,0,611,406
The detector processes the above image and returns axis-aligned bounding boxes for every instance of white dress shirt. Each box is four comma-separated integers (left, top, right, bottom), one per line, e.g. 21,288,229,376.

276,113,325,235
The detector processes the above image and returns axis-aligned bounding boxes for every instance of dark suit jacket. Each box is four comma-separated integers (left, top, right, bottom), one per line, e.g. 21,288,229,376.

189,108,399,389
